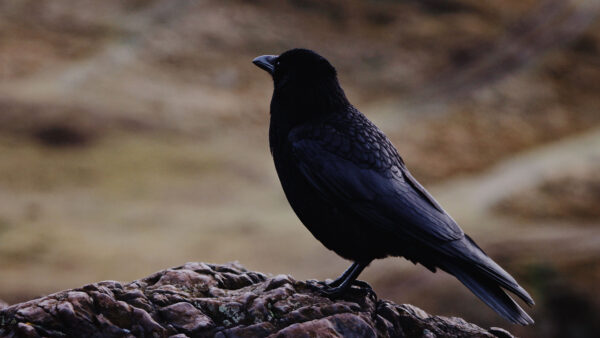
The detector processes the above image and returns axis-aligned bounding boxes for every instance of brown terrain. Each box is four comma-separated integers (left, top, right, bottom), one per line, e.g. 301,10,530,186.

1,0,599,337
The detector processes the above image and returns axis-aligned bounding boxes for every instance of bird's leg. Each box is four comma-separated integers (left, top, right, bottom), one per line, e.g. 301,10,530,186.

328,262,360,287
320,260,371,297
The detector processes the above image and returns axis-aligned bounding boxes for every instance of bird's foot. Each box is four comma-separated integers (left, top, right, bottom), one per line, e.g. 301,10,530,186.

353,280,377,299
308,279,374,299
319,285,347,298
323,278,371,289
349,279,372,290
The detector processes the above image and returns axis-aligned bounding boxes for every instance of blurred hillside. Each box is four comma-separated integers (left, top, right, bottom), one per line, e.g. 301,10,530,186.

1,0,600,337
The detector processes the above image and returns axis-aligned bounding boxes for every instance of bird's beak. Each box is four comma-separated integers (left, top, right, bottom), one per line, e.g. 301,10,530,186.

252,55,278,75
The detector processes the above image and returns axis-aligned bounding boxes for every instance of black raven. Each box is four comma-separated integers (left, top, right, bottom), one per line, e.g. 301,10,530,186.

253,48,534,325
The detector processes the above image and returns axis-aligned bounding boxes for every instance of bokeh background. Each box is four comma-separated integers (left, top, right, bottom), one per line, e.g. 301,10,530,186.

1,0,599,336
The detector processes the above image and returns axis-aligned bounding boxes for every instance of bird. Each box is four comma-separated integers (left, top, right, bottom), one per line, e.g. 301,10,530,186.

252,48,534,325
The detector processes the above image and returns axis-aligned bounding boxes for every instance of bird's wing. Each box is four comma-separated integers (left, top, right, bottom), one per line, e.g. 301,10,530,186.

289,123,464,245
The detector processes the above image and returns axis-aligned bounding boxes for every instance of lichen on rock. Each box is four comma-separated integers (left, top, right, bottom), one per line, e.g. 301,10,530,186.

0,262,513,337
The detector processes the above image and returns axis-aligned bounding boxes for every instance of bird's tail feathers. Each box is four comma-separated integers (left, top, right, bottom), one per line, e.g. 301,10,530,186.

462,235,535,307
441,260,534,325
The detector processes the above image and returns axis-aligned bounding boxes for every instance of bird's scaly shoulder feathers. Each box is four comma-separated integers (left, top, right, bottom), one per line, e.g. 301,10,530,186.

291,108,403,175
288,109,464,244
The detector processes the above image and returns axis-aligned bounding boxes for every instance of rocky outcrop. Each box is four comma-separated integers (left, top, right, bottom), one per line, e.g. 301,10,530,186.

0,262,513,337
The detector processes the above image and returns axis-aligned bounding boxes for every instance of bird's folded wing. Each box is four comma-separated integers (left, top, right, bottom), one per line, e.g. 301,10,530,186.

290,137,464,246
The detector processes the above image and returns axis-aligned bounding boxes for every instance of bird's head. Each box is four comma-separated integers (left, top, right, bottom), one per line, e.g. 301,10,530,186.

253,49,349,120
253,48,337,89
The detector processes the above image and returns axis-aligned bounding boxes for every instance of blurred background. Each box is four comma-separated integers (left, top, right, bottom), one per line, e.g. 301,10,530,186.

1,0,599,336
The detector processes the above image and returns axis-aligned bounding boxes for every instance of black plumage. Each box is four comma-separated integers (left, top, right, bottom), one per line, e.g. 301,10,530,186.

252,48,534,325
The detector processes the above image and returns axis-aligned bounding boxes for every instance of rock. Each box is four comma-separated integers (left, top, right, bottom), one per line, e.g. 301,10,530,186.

0,262,513,338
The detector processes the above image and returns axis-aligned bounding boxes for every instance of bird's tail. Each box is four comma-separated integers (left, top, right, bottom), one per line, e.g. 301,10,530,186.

438,236,535,325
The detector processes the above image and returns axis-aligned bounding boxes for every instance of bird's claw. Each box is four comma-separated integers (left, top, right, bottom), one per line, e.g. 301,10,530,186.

350,280,372,290
308,279,374,299
318,285,347,298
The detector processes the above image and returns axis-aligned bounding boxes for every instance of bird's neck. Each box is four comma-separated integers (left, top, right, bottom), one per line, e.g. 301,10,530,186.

269,78,351,156
271,79,350,128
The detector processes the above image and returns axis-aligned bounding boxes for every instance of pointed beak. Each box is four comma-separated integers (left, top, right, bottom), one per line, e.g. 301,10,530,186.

252,55,278,74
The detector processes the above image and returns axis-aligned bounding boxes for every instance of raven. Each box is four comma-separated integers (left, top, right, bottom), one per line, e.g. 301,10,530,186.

253,48,534,325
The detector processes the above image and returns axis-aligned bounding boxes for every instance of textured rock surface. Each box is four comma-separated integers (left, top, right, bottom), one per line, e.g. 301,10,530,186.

0,262,513,337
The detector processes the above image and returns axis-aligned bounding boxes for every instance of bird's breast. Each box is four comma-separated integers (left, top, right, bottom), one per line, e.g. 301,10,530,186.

268,125,397,261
